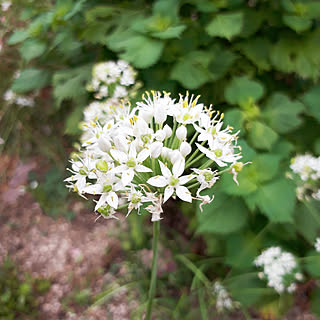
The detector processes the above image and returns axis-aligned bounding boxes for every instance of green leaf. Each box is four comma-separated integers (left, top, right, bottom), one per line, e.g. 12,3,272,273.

11,69,50,93
263,93,305,133
271,139,294,159
108,34,164,69
221,154,280,196
224,109,245,132
170,51,212,89
19,39,47,62
303,252,320,277
7,30,29,45
208,45,238,80
255,178,296,223
239,9,264,38
197,192,248,234
152,25,186,39
225,76,264,107
52,66,91,106
248,121,278,150
65,106,84,135
236,38,271,71
301,84,320,122
270,33,320,79
206,12,243,40
294,203,319,244
283,15,312,33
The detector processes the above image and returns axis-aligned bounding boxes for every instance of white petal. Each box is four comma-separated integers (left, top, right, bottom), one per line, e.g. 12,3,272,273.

176,186,192,203
122,169,135,186
83,184,103,195
136,164,153,172
107,192,118,209
147,176,168,187
172,158,185,177
164,186,174,202
94,194,108,211
129,143,137,158
112,164,127,174
76,176,87,193
159,160,172,178
110,149,127,163
137,148,150,162
179,174,195,185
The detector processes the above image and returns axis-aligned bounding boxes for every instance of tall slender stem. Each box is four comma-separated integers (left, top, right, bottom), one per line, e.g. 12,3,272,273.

145,221,160,320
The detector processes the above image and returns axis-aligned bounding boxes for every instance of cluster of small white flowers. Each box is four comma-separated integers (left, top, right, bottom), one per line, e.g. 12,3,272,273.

1,1,11,11
86,60,137,100
66,87,244,221
315,238,320,252
254,247,303,294
290,154,320,201
3,89,34,107
212,281,236,312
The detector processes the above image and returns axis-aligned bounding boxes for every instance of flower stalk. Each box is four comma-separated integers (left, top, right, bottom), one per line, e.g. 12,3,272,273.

145,220,160,320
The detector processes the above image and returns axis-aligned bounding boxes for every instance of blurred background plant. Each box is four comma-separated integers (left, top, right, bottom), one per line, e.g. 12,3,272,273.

1,0,320,318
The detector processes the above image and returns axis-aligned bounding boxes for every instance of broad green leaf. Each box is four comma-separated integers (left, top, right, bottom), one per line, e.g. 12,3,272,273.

19,39,47,62
239,9,264,38
315,138,320,155
11,69,50,93
223,109,245,132
225,76,264,107
187,0,218,12
206,12,243,40
208,45,238,80
255,178,296,223
52,66,91,106
221,154,280,196
271,139,294,159
235,38,271,70
7,30,29,45
294,203,319,244
108,34,164,69
301,84,320,122
170,51,212,89
152,25,186,39
263,93,305,133
225,232,262,270
283,15,312,33
303,252,320,277
270,33,320,79
197,192,248,234
248,121,278,150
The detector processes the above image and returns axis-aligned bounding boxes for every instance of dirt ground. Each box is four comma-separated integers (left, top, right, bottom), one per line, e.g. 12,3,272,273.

0,155,318,320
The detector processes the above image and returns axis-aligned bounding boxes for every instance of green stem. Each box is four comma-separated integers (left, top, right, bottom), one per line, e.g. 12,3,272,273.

145,221,160,320
185,153,206,169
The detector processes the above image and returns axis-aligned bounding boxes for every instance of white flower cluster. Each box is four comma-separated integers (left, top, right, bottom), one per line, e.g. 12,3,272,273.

315,238,320,252
3,89,34,107
290,154,320,201
254,247,303,294
212,281,237,312
86,60,137,100
66,89,244,221
1,1,11,11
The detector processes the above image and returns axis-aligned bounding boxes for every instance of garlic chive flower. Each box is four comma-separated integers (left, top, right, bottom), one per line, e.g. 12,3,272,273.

66,87,244,221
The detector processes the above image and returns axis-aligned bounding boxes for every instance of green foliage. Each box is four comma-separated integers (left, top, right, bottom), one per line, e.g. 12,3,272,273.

12,69,50,93
0,258,50,320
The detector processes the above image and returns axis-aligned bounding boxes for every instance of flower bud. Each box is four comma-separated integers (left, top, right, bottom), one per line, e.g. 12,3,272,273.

176,125,187,141
170,150,183,164
180,141,192,157
150,142,163,158
161,147,170,159
96,160,109,173
163,124,172,138
155,129,166,141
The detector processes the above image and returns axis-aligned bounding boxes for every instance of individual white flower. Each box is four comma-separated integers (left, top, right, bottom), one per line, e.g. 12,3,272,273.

96,204,118,220
3,89,16,101
145,194,163,222
127,187,149,216
213,281,236,312
1,1,11,11
163,124,172,138
192,168,219,195
111,143,152,186
197,143,241,167
173,93,204,125
83,172,122,210
147,160,194,203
